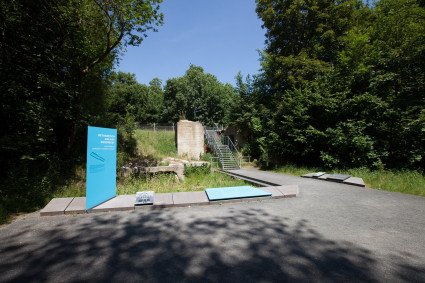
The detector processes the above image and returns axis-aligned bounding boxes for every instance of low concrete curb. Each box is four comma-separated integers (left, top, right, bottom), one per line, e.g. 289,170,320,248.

274,185,299,197
40,185,299,216
40,198,74,216
172,191,210,207
153,193,174,207
65,197,86,214
302,172,366,187
92,195,136,213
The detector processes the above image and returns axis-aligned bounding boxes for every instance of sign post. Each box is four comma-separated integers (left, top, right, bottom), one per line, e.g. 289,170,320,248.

86,126,117,210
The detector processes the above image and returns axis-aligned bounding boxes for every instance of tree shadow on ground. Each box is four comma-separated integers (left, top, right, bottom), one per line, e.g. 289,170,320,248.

0,207,423,282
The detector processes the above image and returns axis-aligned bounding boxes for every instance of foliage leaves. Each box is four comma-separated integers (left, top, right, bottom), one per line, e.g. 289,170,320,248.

163,65,237,125
0,0,163,214
241,0,425,170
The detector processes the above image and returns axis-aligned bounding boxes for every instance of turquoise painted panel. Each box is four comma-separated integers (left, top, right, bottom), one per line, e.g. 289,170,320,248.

205,186,271,201
86,126,117,210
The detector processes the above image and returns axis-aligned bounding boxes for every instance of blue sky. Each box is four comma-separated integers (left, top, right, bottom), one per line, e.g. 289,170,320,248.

116,0,265,86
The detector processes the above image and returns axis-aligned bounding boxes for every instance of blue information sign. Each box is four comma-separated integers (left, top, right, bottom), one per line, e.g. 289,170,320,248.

86,126,117,210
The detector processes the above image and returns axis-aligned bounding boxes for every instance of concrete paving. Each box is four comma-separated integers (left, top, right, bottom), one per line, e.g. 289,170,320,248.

319,173,331,180
40,198,74,216
91,195,135,213
274,185,299,197
153,193,174,207
343,176,366,187
1,170,424,282
64,197,86,214
172,191,210,206
300,171,366,187
259,186,285,198
42,187,296,216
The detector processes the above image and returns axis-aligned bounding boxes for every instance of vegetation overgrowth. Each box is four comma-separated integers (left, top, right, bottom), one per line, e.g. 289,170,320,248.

133,130,176,159
233,0,425,171
53,170,247,197
53,130,246,200
273,166,425,197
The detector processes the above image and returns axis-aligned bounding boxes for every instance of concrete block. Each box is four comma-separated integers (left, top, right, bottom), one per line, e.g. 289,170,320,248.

301,173,315,178
65,197,86,214
327,174,352,182
312,172,326,178
343,177,366,187
40,197,74,216
172,191,209,206
177,120,204,160
258,187,285,199
91,195,136,213
318,174,331,180
153,193,174,207
275,185,299,198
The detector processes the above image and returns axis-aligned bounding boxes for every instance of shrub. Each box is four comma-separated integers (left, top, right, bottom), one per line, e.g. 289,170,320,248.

184,163,211,177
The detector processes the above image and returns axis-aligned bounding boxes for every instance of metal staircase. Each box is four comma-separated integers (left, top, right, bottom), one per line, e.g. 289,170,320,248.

204,126,240,170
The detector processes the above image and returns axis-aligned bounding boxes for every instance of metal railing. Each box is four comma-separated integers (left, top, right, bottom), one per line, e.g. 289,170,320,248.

204,123,224,132
138,123,175,131
222,136,240,167
203,125,241,170
205,130,224,160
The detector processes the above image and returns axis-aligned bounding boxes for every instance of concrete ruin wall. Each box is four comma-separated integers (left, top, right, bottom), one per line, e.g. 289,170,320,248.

176,120,204,160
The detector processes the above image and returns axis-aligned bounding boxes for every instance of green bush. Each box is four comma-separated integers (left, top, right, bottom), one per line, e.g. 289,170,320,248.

184,163,211,177
0,204,8,224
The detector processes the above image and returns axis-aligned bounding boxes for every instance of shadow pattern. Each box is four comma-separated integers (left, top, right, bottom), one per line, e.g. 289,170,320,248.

0,207,424,282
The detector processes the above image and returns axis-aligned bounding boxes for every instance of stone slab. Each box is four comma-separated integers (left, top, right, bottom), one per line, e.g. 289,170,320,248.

327,174,352,182
260,187,285,199
40,197,74,216
91,195,136,213
343,177,366,187
301,173,315,178
172,191,209,207
153,193,174,207
312,172,326,178
65,197,86,214
275,185,299,198
318,174,331,180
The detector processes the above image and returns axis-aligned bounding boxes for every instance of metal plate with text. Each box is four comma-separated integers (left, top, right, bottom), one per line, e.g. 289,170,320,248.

135,191,154,205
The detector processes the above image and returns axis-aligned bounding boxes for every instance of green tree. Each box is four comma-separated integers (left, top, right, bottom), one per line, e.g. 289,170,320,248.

105,72,164,124
162,65,236,125
249,0,425,170
0,0,163,216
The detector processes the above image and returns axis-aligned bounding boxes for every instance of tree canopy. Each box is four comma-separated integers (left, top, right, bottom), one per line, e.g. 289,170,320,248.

162,65,237,125
235,0,425,169
0,0,163,213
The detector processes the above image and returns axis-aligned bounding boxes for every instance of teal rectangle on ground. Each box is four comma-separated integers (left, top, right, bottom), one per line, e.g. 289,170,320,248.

205,186,272,201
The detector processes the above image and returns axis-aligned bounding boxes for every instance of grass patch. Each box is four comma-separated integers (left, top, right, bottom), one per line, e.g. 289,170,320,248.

54,171,247,197
134,129,176,159
54,130,247,198
53,167,86,198
273,165,425,197
118,171,247,195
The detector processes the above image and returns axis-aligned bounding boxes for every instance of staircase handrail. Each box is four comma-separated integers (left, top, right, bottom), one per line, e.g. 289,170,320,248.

204,126,239,170
223,136,240,167
204,129,224,167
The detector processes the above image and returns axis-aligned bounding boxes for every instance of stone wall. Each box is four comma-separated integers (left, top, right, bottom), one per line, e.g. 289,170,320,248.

176,120,204,160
